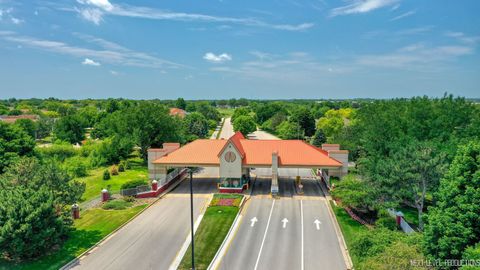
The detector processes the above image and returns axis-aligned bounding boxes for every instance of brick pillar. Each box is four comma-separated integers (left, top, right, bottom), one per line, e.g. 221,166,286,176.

101,189,109,202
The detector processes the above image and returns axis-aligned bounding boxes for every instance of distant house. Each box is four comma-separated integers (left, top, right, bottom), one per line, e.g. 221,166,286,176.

169,108,187,118
0,114,39,124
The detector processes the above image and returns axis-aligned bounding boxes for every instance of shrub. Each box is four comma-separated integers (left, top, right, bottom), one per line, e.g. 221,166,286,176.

35,143,78,162
103,170,110,180
120,159,131,170
102,199,132,210
123,196,135,203
120,179,148,190
110,165,118,175
63,156,88,178
118,163,125,172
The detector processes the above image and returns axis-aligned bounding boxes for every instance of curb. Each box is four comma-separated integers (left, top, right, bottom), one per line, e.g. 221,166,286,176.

60,174,188,270
207,195,246,270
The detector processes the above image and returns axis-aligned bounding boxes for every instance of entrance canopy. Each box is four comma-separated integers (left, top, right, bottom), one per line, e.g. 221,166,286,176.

152,132,342,169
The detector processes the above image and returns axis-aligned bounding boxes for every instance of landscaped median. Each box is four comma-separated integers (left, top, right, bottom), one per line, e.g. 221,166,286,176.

178,194,244,270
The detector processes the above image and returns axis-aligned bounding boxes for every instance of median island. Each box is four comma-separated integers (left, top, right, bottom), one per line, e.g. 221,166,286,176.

179,194,243,270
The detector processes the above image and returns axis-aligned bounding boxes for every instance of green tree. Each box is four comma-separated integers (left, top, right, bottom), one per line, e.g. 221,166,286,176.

276,120,303,139
254,102,287,124
290,107,316,137
54,114,86,144
14,118,37,138
311,128,327,147
0,122,35,173
175,98,187,110
233,115,256,135
184,112,209,139
36,117,54,139
331,175,374,210
424,141,480,264
0,158,85,260
317,108,353,142
383,141,446,230
461,243,480,270
231,107,250,123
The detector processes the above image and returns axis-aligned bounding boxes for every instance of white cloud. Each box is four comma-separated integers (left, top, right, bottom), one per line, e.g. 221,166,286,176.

72,1,314,31
10,17,23,24
330,0,400,17
110,70,118,75
390,10,416,21
203,52,232,63
79,8,103,25
445,31,480,45
357,44,474,68
82,58,101,66
77,0,113,11
0,31,184,69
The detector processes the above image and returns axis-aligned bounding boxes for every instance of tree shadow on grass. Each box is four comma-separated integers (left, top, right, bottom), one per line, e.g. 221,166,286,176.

0,229,103,270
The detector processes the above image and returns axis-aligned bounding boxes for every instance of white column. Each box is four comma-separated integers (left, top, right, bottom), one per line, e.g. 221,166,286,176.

271,151,279,194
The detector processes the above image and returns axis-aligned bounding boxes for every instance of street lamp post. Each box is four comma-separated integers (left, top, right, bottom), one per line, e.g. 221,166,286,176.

189,168,195,270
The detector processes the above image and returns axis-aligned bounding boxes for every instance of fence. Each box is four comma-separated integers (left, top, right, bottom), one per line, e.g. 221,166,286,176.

120,185,151,197
387,208,415,234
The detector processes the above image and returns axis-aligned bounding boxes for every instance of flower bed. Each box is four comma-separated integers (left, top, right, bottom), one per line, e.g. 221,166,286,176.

210,194,243,207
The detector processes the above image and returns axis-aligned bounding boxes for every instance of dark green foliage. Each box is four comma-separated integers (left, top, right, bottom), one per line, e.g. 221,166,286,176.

88,136,134,166
63,156,88,178
35,117,54,139
311,128,326,147
14,118,37,138
0,158,84,260
54,114,86,144
351,228,403,259
120,179,148,190
289,106,316,136
7,109,22,115
232,115,256,135
0,122,35,173
103,170,110,180
175,98,187,110
375,209,397,230
184,112,209,138
424,142,480,263
118,163,125,172
254,102,287,124
331,175,374,210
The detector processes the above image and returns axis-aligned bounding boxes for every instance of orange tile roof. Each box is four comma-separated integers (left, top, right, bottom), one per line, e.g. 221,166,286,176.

153,132,342,168
154,139,226,166
239,140,342,167
169,108,187,118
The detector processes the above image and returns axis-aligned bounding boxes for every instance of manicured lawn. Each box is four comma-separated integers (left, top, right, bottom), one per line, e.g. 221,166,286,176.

330,201,368,267
217,107,234,117
0,205,147,270
178,203,240,270
78,158,148,201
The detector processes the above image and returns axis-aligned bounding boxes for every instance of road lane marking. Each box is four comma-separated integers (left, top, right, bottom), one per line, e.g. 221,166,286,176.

314,219,322,230
301,200,304,270
254,199,275,270
251,217,258,227
281,218,289,228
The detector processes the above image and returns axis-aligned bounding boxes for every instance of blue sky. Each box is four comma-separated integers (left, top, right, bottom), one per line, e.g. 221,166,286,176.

0,0,479,99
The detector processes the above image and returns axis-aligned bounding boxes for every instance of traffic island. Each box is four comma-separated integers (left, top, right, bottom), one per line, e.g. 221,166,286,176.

178,194,244,270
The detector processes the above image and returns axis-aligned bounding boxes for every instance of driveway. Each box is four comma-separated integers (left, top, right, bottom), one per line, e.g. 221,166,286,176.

68,177,217,270
217,177,347,270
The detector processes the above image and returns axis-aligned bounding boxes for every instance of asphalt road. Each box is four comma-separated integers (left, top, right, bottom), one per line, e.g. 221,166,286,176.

219,117,235,139
69,177,216,270
217,177,347,270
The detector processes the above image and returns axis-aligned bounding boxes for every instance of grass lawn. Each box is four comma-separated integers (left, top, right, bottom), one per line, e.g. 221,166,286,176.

217,107,234,117
78,158,147,201
330,201,368,267
178,203,240,270
0,204,147,270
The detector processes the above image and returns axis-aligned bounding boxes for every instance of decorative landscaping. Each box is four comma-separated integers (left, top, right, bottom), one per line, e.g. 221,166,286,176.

178,194,243,270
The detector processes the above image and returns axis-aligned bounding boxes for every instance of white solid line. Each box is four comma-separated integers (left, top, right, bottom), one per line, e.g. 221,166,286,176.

254,199,275,270
300,200,305,270
169,213,205,270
